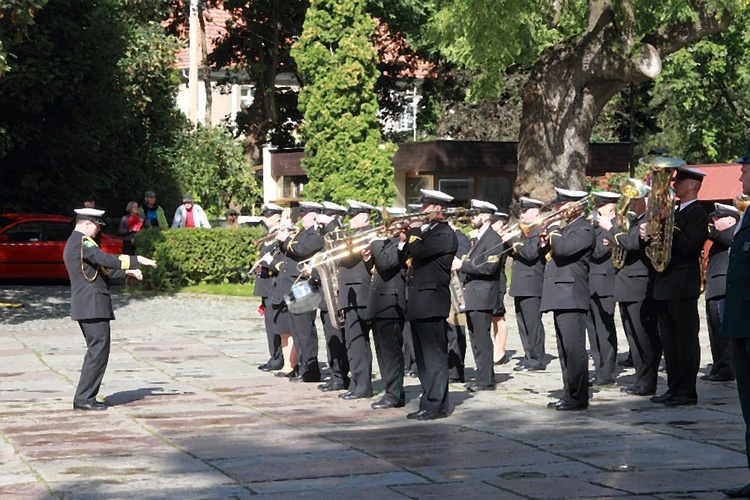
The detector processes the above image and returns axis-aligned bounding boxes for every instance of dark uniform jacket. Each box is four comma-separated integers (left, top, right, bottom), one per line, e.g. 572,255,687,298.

270,226,324,305
604,213,654,302
652,201,709,301
540,217,595,312
721,213,750,339
253,231,279,298
507,226,546,298
368,237,406,320
401,221,458,321
63,230,137,321
705,225,734,300
460,227,503,311
589,221,616,297
337,225,374,311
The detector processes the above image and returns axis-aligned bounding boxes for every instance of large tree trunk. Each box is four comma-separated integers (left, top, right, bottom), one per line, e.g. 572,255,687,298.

514,0,729,201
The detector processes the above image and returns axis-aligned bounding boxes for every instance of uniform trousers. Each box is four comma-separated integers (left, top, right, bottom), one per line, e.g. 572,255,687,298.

732,338,750,469
411,317,450,413
514,296,546,369
707,298,734,378
402,322,417,373
656,297,700,399
290,310,320,377
553,310,589,407
262,297,283,369
74,319,111,405
372,318,406,404
447,315,466,382
320,309,349,386
619,300,661,392
466,310,495,387
343,308,373,396
586,294,618,383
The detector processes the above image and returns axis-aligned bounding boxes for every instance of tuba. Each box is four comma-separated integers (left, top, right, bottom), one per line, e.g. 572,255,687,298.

311,231,344,329
611,178,650,269
644,156,684,272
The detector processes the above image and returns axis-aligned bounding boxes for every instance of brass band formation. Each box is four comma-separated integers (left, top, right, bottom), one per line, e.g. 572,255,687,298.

251,155,746,419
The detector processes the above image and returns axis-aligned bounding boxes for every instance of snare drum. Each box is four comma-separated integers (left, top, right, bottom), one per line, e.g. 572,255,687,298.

284,278,321,314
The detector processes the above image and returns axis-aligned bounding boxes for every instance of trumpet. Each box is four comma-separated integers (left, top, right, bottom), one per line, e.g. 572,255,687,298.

252,222,297,246
734,193,750,213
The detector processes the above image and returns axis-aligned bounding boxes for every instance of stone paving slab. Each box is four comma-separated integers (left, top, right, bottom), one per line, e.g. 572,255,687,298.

1,285,749,498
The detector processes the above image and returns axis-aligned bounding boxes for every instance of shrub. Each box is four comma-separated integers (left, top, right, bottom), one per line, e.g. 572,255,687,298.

133,227,264,291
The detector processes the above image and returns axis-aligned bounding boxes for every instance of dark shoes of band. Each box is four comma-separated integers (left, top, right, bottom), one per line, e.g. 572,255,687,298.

722,483,750,498
339,391,372,400
371,398,405,410
513,364,545,372
258,363,283,372
494,354,509,366
556,401,588,411
618,356,635,367
465,383,496,393
650,392,673,403
275,369,297,378
547,399,567,409
73,401,107,411
289,372,321,383
701,373,736,382
620,385,656,396
590,378,616,387
406,409,448,421
318,381,347,392
662,396,698,407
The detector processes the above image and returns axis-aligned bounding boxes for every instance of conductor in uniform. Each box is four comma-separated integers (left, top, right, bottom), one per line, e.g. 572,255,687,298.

539,188,595,411
255,203,285,372
63,208,157,410
453,199,504,391
400,189,458,420
644,166,708,407
721,153,750,498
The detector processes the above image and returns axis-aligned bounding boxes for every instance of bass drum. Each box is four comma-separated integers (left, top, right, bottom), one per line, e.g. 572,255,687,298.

284,278,321,314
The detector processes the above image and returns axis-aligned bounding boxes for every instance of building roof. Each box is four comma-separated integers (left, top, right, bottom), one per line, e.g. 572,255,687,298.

691,163,743,202
175,8,231,69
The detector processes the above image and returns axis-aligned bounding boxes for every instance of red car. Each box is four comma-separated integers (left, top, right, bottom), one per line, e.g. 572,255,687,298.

0,213,124,280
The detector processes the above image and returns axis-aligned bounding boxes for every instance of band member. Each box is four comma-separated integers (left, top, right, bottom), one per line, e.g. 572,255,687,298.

447,216,470,383
369,207,408,409
587,191,620,386
63,208,157,410
600,187,661,396
271,201,325,382
255,203,285,372
720,153,750,499
702,202,739,382
402,203,423,378
452,199,504,391
337,200,376,400
644,166,708,406
503,197,547,371
317,201,350,392
489,211,510,365
540,188,595,411
400,189,458,420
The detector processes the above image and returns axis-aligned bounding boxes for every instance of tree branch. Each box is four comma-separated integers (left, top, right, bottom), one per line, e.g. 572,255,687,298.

641,1,730,58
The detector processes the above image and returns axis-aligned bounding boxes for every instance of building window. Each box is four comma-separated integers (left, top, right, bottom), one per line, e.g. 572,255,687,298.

281,176,305,199
482,176,513,211
406,176,430,204
240,86,254,109
438,178,474,205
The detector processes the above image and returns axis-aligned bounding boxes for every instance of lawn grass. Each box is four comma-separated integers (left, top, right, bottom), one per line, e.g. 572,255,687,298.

177,282,256,297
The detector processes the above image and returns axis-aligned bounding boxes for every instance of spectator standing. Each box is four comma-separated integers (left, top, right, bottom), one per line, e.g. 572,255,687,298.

224,208,240,228
118,201,144,255
172,194,211,228
139,191,169,230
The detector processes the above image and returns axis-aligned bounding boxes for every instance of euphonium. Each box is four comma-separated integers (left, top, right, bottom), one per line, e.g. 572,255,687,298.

733,193,750,213
644,156,684,272
611,178,650,269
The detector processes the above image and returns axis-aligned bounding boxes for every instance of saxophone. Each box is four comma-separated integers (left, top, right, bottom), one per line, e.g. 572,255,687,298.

644,156,684,273
611,178,650,269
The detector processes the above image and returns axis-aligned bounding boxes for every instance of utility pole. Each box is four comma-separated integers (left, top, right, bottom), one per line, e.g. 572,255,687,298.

188,0,199,126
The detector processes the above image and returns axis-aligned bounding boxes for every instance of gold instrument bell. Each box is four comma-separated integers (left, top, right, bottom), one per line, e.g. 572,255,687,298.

733,193,750,213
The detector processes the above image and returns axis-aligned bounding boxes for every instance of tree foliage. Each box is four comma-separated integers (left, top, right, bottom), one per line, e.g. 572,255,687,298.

0,0,48,76
292,0,396,205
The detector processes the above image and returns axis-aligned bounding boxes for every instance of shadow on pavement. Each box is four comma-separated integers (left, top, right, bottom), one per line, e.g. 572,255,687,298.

104,387,189,406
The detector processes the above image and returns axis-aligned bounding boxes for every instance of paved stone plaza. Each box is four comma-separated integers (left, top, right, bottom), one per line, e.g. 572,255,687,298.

0,285,747,498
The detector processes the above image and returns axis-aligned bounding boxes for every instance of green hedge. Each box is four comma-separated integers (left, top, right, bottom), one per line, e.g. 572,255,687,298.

133,227,264,291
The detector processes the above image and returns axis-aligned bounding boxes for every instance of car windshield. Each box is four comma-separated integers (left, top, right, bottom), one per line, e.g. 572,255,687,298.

0,216,14,230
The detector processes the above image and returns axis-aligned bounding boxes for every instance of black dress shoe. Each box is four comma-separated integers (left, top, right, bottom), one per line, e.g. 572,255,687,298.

465,383,496,392
258,363,283,372
622,385,655,396
650,392,672,403
416,410,448,421
618,355,634,367
722,483,750,498
371,398,405,409
318,381,346,392
547,399,567,409
663,396,697,407
407,409,428,419
494,354,509,366
295,371,321,383
73,401,107,411
702,373,735,382
591,378,616,387
556,401,588,411
341,391,372,400
276,369,297,378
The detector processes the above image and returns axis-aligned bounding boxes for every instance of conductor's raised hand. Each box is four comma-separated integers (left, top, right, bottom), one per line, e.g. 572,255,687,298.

125,269,144,281
137,256,157,268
